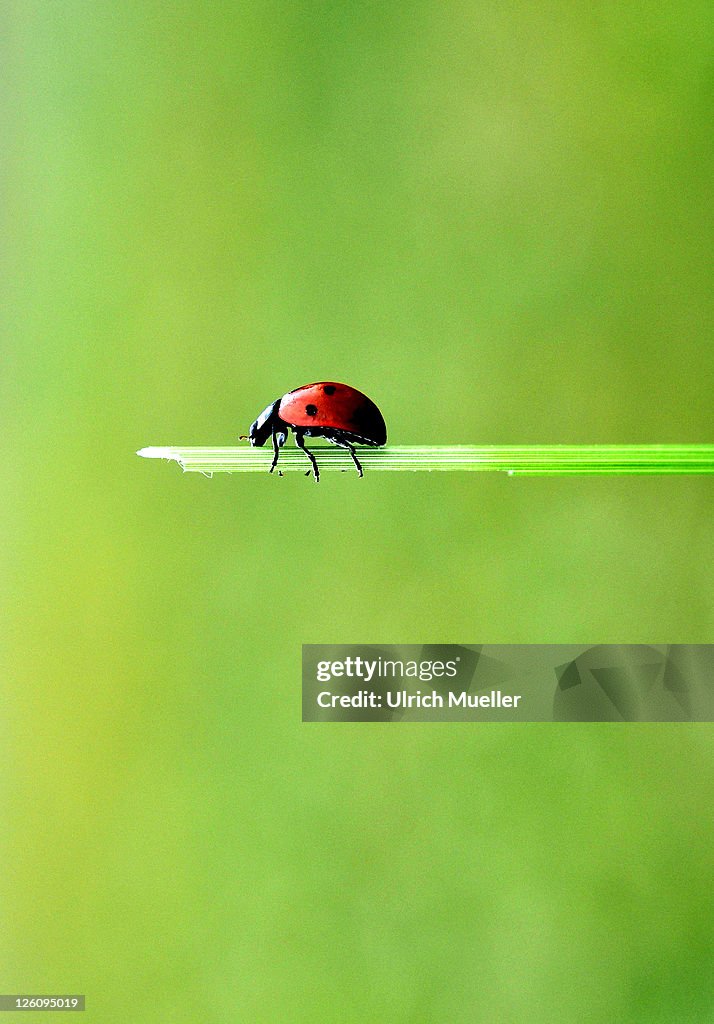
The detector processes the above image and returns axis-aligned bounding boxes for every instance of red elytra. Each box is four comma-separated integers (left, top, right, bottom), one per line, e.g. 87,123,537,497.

247,381,387,481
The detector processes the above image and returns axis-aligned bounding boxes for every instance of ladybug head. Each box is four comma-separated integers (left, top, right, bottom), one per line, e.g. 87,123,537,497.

248,399,283,447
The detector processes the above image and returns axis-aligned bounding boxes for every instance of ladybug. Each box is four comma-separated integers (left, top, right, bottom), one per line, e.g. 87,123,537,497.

247,382,387,481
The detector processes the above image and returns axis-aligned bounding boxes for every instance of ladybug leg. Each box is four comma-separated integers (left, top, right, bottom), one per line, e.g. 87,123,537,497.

344,441,363,478
269,428,288,475
294,430,320,482
328,437,363,477
269,429,281,474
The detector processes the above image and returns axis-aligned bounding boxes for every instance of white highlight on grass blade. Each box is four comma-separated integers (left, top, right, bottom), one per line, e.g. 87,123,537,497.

136,445,714,476
136,447,182,460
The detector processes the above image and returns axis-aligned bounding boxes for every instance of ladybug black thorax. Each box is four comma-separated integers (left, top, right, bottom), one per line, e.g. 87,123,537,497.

249,399,283,447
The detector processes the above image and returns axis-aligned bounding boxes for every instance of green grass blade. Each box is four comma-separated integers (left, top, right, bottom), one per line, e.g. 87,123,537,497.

137,445,714,476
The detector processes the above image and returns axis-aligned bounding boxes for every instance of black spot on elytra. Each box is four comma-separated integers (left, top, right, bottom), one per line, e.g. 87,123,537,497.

323,385,336,395
305,404,318,416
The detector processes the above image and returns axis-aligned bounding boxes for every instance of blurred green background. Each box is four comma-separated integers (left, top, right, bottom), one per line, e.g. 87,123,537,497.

3,2,713,1021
